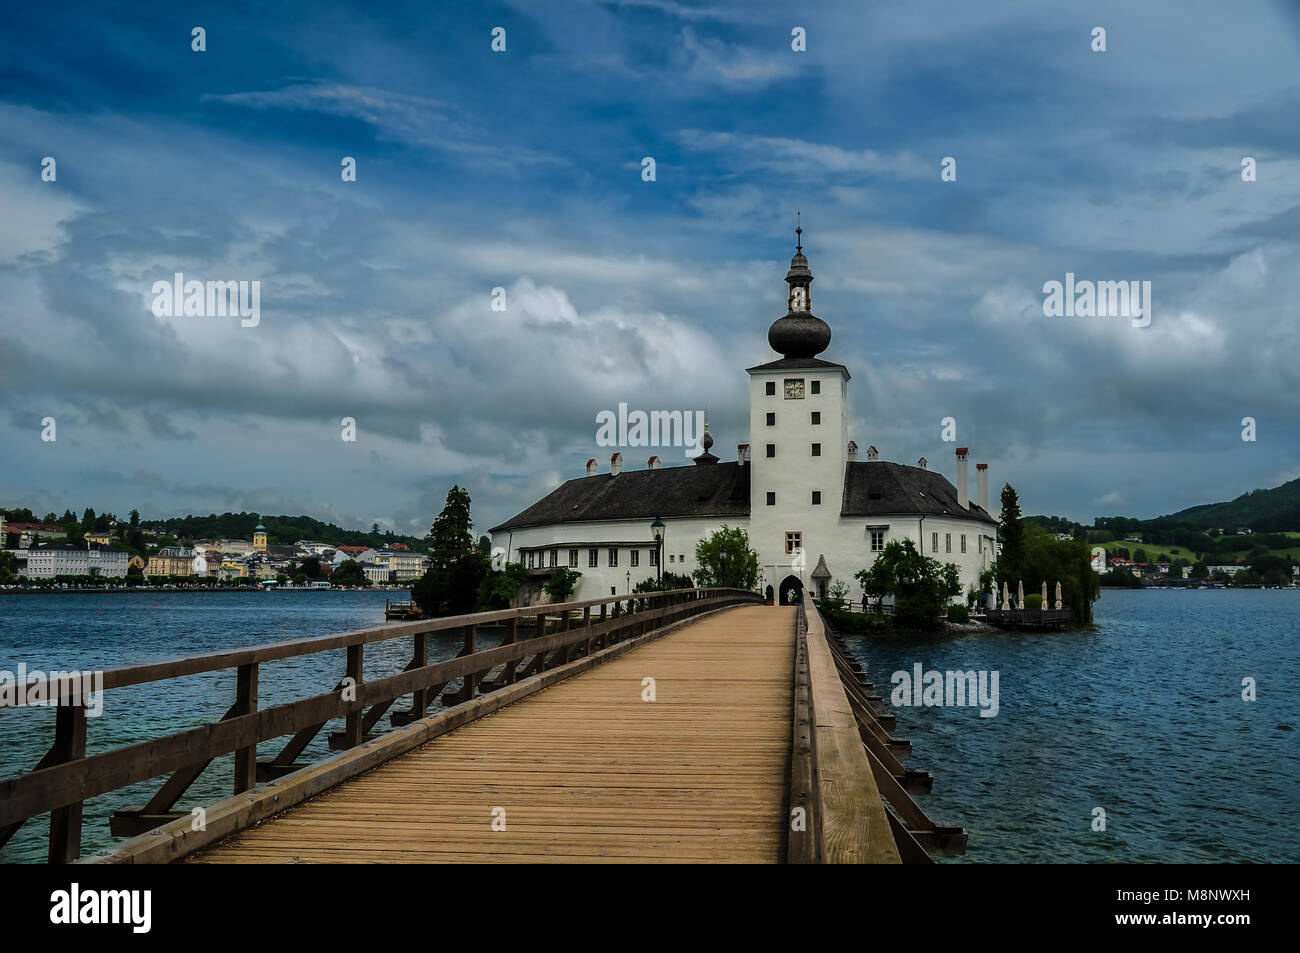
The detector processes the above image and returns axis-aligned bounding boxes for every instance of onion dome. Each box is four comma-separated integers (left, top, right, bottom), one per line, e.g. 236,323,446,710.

693,423,719,465
767,218,831,359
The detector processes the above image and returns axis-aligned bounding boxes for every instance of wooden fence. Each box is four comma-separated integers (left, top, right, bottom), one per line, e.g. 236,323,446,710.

0,587,762,863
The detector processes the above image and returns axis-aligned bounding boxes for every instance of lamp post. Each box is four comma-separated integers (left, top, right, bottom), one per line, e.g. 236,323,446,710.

650,517,665,590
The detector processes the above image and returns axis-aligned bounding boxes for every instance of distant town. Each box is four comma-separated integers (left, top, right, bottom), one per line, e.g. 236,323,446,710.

0,509,428,588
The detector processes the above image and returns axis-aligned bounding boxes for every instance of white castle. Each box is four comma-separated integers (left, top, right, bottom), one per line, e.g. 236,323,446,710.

490,229,999,605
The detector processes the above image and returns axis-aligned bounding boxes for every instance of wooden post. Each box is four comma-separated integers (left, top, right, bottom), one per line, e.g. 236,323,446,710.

343,643,364,748
463,624,479,699
47,702,86,864
503,616,519,684
411,632,428,717
233,663,259,794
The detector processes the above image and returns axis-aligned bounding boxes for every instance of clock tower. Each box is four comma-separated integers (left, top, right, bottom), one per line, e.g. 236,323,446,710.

745,224,850,601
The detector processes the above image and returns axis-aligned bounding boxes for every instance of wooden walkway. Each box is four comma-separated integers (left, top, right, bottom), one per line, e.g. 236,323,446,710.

188,605,795,863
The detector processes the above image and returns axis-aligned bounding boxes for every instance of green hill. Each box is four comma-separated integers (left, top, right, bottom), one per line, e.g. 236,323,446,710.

1162,477,1300,532
153,512,428,551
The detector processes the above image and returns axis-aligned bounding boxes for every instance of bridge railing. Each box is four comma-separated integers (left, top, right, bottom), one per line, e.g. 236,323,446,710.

0,586,762,863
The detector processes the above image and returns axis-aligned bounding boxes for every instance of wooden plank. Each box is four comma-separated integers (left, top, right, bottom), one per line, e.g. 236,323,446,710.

171,606,794,865
83,602,770,864
803,605,900,864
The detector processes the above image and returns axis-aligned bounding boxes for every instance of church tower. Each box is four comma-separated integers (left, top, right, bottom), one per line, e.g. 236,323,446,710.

745,223,851,601
253,518,267,551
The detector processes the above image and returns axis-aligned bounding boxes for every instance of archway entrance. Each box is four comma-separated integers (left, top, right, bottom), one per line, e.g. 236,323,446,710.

777,575,803,606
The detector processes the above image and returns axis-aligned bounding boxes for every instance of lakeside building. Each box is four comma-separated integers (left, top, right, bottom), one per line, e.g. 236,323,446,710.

3,521,67,549
24,542,131,579
490,234,1000,605
146,546,197,577
378,549,427,581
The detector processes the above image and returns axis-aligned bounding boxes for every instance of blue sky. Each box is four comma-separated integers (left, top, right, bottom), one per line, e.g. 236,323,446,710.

2,0,1299,535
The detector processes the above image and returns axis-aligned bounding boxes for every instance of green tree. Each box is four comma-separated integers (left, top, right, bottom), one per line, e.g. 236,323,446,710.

855,539,960,628
477,562,530,610
693,525,760,589
633,571,693,592
543,568,582,603
998,484,1025,581
412,486,487,616
332,559,369,587
1015,524,1100,621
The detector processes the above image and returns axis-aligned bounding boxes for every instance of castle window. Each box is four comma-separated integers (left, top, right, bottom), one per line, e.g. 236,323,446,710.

766,492,776,506
550,549,558,567
961,534,967,554
588,548,598,568
568,548,578,567
871,530,885,552
766,412,775,426
811,380,821,395
945,533,952,554
811,411,820,425
812,491,822,505
931,532,939,553
650,549,658,566
811,443,821,456
785,532,802,555
766,444,776,458
608,548,618,567
765,381,776,396
526,551,534,568
669,554,675,563
630,550,640,567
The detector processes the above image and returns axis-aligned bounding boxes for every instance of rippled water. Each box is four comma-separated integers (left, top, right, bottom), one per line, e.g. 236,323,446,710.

838,588,1300,863
0,590,495,864
2,588,1296,863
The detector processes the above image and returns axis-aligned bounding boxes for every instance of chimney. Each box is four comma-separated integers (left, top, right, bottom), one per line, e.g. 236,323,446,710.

956,447,969,510
976,463,989,513
586,458,598,476
737,444,750,467
610,452,623,475
846,440,858,461
647,455,660,470
918,456,927,470
867,444,878,462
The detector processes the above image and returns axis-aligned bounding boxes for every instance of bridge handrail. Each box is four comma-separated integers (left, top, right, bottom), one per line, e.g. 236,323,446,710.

789,600,902,864
2,587,759,696
0,587,762,863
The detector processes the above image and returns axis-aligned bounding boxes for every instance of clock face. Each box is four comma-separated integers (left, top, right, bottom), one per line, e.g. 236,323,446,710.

784,378,805,399
790,286,807,311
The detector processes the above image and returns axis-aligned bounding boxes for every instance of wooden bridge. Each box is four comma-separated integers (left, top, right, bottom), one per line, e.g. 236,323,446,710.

0,589,965,864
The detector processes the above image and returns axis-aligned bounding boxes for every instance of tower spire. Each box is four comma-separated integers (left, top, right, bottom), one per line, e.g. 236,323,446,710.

795,210,802,254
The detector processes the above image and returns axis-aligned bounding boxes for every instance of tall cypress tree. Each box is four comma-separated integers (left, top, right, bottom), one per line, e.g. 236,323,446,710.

998,483,1025,583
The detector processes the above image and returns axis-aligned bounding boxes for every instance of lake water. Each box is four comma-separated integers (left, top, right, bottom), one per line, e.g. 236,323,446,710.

838,587,1300,863
1,588,1296,863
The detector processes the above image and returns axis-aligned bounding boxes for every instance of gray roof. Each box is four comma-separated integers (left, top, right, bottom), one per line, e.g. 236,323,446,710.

490,462,751,533
490,458,995,534
842,461,995,523
746,357,850,376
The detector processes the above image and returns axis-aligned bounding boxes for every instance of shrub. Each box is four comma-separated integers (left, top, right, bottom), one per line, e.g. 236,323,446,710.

945,603,970,623
1023,593,1043,610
